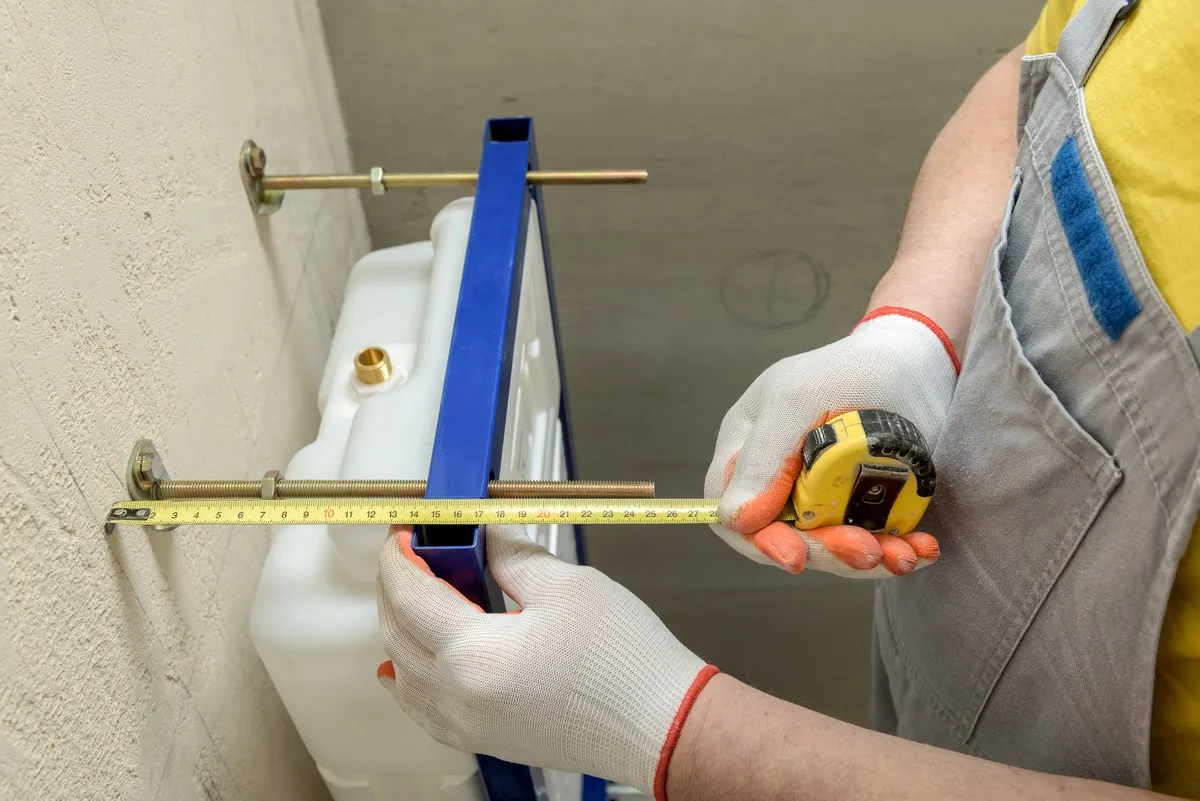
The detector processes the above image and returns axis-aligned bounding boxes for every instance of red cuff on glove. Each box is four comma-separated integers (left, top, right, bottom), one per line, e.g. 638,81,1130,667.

856,305,962,374
653,664,720,801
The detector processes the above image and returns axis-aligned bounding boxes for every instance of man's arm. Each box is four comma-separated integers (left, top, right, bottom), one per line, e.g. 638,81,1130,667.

377,40,1160,801
667,674,1162,801
703,45,1025,577
379,526,1167,800
868,45,1024,351
679,43,1159,799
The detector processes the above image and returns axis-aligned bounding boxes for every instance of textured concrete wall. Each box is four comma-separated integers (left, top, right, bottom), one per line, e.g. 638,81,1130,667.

317,0,1042,725
0,1,369,798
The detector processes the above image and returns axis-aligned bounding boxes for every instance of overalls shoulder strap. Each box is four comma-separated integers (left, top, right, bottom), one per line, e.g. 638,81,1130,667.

1056,0,1139,84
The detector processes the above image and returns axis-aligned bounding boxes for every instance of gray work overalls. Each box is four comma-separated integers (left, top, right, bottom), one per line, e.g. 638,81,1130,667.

872,0,1200,787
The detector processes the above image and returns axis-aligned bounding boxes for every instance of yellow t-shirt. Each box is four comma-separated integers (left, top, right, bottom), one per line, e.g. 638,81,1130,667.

1027,1,1200,796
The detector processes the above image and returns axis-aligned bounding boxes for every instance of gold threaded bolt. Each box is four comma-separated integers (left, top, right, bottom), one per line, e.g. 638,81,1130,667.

354,346,392,385
126,440,656,503
153,478,655,500
259,170,648,191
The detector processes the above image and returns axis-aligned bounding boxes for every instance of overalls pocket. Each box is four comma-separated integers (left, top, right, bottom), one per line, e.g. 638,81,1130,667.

875,167,1122,750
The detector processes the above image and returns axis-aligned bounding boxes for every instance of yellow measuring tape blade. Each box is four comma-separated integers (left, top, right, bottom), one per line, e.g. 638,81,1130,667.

106,498,730,527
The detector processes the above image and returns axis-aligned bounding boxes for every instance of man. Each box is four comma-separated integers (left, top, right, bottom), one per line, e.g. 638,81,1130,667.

376,0,1200,798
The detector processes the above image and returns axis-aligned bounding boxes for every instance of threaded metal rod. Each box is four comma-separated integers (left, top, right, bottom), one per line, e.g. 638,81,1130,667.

260,170,648,191
155,478,655,500
158,480,263,499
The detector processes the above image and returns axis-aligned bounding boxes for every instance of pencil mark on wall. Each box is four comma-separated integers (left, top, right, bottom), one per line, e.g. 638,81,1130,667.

719,249,831,329
12,362,92,510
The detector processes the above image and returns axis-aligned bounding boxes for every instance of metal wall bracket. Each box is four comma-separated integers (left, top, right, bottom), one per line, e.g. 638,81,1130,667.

240,140,285,216
121,439,178,532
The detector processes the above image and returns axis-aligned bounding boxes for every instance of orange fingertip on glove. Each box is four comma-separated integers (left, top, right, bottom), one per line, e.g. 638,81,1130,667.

903,531,940,561
807,526,885,570
389,525,499,613
653,664,720,801
720,451,810,573
391,525,436,577
745,521,809,573
723,450,804,534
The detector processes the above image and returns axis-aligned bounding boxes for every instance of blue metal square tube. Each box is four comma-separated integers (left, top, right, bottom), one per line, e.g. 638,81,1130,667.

412,116,601,801
414,117,537,801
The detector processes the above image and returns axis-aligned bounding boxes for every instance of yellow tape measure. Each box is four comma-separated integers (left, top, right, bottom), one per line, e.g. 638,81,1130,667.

106,498,734,527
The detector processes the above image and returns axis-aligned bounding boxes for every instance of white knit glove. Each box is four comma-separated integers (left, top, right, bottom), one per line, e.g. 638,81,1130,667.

705,308,959,578
376,525,717,798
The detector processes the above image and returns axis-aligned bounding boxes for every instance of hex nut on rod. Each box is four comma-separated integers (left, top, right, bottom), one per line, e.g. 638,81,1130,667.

369,166,386,196
261,471,284,500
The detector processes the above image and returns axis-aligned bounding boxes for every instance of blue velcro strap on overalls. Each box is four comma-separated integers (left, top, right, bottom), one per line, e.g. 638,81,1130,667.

1050,135,1141,340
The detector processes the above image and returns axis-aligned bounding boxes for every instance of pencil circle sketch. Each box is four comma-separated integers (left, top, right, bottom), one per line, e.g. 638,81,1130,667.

719,249,831,329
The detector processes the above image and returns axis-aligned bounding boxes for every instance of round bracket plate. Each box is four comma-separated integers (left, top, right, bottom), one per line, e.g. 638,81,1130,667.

240,139,285,216
124,439,178,531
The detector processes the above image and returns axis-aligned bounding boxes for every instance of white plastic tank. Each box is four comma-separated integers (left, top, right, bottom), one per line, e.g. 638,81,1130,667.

250,197,581,801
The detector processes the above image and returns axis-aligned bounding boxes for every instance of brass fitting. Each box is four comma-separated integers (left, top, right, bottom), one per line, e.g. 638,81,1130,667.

354,346,392,385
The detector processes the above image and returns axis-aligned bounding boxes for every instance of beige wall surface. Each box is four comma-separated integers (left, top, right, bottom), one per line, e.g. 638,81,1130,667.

0,0,368,798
